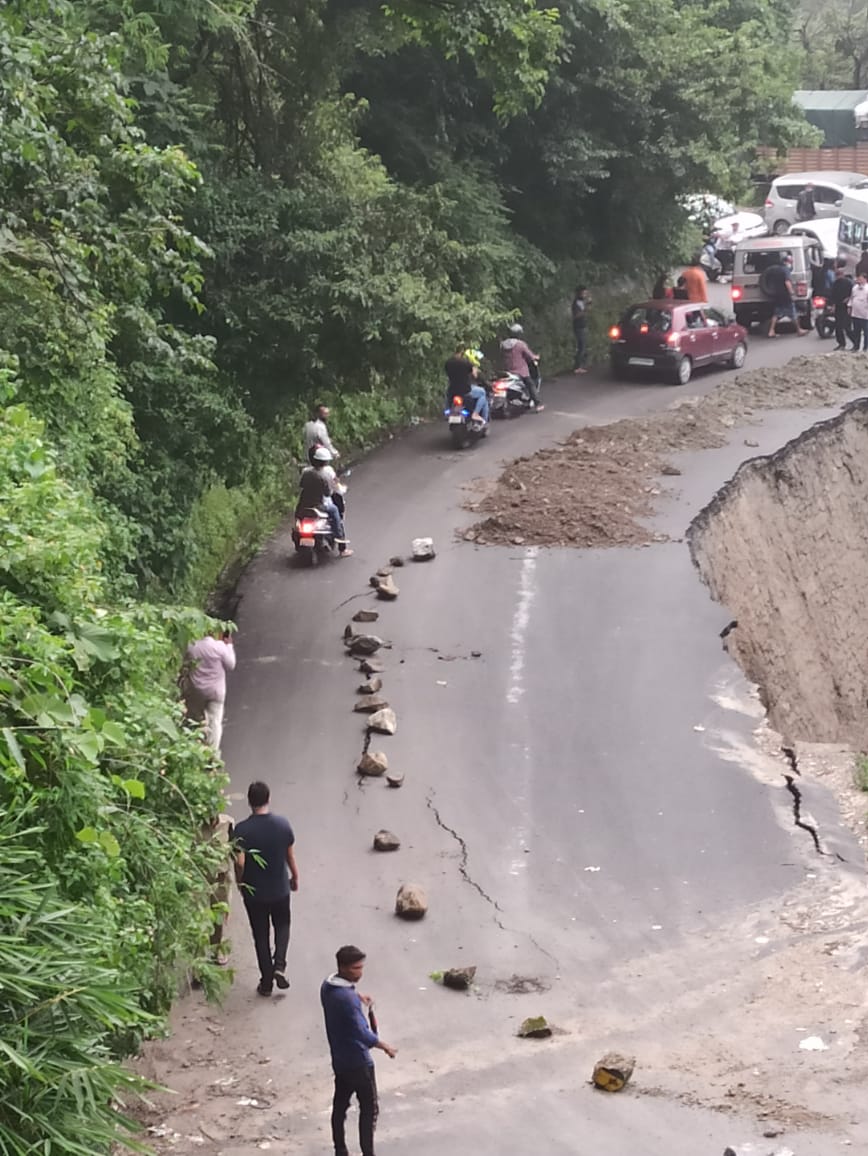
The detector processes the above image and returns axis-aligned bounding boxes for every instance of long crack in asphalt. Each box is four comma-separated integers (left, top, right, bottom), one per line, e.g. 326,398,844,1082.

425,789,560,970
781,745,847,862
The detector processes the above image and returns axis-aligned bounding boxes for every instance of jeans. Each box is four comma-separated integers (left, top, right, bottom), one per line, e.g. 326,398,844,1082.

573,324,587,369
324,496,346,542
852,317,868,350
242,894,290,989
332,1065,378,1156
835,306,852,347
468,384,489,422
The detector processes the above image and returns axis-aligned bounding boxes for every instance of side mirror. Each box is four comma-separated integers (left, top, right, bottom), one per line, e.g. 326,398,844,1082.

835,199,843,206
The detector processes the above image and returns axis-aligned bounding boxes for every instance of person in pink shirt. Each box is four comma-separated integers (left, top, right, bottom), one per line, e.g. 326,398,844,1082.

500,324,544,411
183,630,236,752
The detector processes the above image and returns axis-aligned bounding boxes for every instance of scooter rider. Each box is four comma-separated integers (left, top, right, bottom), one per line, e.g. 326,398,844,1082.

296,448,352,557
303,403,340,466
444,344,489,424
500,324,544,412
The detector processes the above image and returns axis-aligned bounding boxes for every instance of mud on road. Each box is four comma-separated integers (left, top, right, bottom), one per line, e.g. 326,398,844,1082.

463,354,868,549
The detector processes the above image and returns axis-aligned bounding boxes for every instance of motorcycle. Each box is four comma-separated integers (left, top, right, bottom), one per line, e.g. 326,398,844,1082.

292,471,350,565
490,360,542,418
445,392,489,449
812,294,835,339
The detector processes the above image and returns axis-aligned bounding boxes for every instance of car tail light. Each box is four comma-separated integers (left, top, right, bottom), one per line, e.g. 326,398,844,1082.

796,281,807,297
731,286,743,300
765,198,773,207
666,331,681,346
812,295,826,309
609,325,621,339
639,323,649,334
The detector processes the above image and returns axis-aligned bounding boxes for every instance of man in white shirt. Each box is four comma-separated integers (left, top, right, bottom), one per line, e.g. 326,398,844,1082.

303,404,339,465
183,630,236,752
716,221,743,279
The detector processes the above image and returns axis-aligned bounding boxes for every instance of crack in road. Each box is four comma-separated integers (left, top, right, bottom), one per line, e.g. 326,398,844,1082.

425,790,560,970
781,746,846,862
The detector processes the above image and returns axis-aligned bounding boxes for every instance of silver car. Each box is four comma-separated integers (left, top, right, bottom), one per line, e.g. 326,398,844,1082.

764,171,868,235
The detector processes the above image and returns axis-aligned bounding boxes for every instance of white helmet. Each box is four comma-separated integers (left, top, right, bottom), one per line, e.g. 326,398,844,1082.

313,446,333,463
509,323,523,335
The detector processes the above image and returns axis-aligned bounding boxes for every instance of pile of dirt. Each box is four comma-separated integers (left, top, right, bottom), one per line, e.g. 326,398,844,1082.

463,354,867,549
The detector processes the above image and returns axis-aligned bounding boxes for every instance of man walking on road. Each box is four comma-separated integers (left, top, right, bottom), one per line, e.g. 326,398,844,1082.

321,945,397,1156
233,782,299,996
182,628,236,752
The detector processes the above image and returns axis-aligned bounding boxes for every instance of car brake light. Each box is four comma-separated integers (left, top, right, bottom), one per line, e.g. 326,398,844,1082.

639,323,649,334
666,331,681,346
731,286,742,300
765,198,773,207
609,325,621,339
812,296,826,308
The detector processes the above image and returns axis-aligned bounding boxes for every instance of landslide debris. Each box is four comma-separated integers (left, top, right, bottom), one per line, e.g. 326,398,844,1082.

463,354,865,549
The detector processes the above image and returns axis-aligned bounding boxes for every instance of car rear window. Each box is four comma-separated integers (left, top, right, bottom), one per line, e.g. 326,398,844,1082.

622,306,672,333
741,249,793,274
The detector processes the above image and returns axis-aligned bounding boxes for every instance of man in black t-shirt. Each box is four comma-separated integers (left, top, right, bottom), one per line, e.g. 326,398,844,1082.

233,781,299,996
829,261,854,350
766,255,806,338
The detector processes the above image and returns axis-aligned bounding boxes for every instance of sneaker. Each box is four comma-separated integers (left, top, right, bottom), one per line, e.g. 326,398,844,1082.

257,981,273,997
534,404,545,413
273,969,290,990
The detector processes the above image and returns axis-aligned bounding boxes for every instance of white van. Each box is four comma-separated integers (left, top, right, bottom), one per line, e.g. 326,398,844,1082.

837,189,868,269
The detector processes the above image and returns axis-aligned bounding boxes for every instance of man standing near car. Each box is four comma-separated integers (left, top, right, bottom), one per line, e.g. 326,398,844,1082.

321,945,397,1156
829,260,854,350
681,256,708,303
796,183,815,222
766,254,807,338
233,781,299,996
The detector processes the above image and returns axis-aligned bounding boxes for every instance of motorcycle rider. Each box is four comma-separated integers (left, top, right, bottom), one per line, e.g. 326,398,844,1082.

444,344,489,424
500,324,544,412
296,447,352,557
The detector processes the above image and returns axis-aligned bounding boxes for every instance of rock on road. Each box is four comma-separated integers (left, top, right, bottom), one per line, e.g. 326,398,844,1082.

144,312,868,1156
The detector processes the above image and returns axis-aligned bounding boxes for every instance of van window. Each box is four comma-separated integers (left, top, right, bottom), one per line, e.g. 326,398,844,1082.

841,216,865,245
742,249,792,274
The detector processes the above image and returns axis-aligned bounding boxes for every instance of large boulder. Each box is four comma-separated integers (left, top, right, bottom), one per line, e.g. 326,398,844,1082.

395,883,427,920
373,829,401,852
367,708,397,735
347,634,385,656
592,1052,635,1092
353,696,389,714
357,751,388,777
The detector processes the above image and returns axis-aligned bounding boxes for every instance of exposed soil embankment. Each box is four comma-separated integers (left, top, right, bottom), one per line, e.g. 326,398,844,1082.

464,354,866,548
689,398,868,748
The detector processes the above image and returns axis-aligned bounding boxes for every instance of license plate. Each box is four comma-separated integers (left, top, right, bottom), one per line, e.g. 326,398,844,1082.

300,537,315,547
447,415,464,424
628,357,655,366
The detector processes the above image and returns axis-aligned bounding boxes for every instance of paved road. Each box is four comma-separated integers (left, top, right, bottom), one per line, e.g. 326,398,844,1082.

213,308,859,1155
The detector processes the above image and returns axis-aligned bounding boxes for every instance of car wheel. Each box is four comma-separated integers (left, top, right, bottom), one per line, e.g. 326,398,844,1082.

673,356,692,385
772,218,790,236
816,318,834,339
728,341,747,369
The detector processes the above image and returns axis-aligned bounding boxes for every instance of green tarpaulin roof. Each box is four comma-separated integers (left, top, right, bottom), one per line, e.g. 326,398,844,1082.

793,91,868,146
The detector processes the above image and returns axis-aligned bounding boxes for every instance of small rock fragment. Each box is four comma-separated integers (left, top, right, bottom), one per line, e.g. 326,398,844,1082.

471,650,482,658
343,624,355,641
386,771,404,788
376,566,393,578
518,1016,552,1039
357,751,388,777
389,556,405,567
744,439,759,448
411,537,436,561
376,574,400,600
373,829,401,852
395,883,427,920
511,536,524,546
592,1051,635,1092
353,609,380,623
347,634,385,656
369,575,381,588
357,677,383,695
443,966,476,991
359,658,385,676
661,464,681,476
353,696,389,713
368,708,397,735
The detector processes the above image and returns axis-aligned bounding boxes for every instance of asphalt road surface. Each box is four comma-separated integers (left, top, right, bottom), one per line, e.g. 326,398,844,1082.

211,299,861,1156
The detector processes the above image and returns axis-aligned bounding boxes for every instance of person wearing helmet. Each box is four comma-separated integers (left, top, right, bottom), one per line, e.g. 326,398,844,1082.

500,324,544,411
296,447,352,556
444,343,489,424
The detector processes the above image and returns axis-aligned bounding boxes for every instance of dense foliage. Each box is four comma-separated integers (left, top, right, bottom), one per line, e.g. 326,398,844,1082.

798,0,868,88
0,0,808,1149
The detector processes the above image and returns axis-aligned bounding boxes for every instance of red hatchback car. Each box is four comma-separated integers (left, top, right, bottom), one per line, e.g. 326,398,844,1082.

609,301,748,385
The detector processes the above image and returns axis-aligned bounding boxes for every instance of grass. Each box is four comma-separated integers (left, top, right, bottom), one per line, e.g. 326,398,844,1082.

854,754,868,792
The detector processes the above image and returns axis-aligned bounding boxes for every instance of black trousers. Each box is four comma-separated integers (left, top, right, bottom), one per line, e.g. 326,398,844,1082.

835,305,852,347
242,894,290,987
573,324,587,369
331,1065,378,1156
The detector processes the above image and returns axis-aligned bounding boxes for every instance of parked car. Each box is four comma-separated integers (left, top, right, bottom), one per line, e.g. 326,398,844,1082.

788,216,841,263
730,235,822,330
836,188,868,270
609,301,748,385
714,210,766,239
763,171,868,235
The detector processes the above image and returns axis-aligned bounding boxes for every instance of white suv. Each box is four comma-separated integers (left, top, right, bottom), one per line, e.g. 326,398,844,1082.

764,171,868,235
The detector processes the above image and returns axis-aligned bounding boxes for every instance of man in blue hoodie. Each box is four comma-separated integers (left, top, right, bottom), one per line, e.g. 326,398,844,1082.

321,945,397,1156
